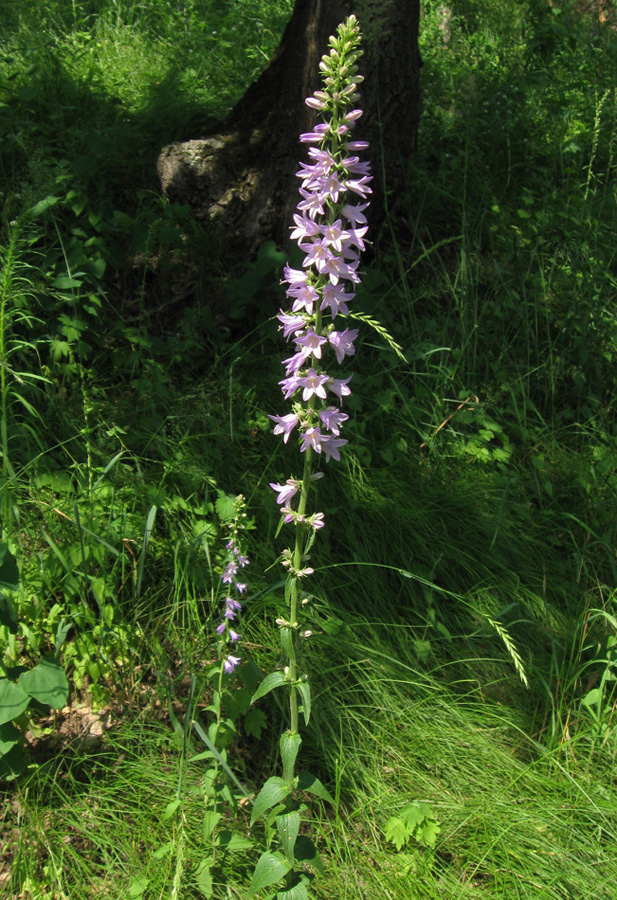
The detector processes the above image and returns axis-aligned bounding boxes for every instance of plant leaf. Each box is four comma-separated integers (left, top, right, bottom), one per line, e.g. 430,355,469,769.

244,708,267,739
277,882,309,900
277,810,301,863
280,732,302,784
294,834,324,875
19,657,69,709
247,850,291,898
153,841,173,859
296,681,311,726
195,859,213,898
420,819,441,848
0,543,19,592
215,830,253,852
385,816,409,851
251,671,286,704
251,776,290,825
127,876,149,898
202,810,222,839
0,743,25,781
0,594,18,634
0,721,20,755
295,770,333,804
0,678,30,725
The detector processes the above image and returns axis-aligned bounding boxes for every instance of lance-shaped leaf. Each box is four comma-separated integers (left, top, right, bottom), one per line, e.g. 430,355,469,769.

247,850,291,898
251,671,287,704
280,626,294,657
276,810,301,864
251,776,290,825
202,810,222,840
280,731,301,785
294,834,325,875
295,770,334,804
296,680,311,726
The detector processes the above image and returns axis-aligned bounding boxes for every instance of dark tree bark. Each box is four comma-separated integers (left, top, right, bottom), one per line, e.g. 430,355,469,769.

157,0,421,253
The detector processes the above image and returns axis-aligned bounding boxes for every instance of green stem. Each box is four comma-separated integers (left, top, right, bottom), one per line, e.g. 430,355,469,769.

210,659,225,865
288,445,313,736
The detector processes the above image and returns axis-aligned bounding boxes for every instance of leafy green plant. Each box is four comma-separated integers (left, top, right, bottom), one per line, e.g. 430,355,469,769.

385,800,441,852
0,219,49,532
155,494,265,898
579,601,617,747
0,542,69,780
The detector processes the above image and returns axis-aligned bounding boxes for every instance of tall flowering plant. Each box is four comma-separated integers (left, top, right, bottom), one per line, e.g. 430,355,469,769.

249,16,370,900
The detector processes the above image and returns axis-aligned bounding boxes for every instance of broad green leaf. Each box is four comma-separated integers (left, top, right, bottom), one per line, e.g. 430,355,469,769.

420,819,441,848
0,544,19,592
215,830,253,852
202,810,222,839
294,835,324,875
385,815,409,850
277,811,301,864
0,743,25,781
400,802,425,829
29,194,60,217
295,771,333,804
251,671,286,704
277,882,309,900
244,708,267,739
280,732,301,785
0,721,20,755
247,850,291,898
582,688,602,708
251,776,290,825
0,594,18,634
127,876,149,898
215,492,236,522
195,859,213,898
19,658,69,709
296,681,311,726
401,801,434,830
89,257,106,280
0,679,30,725
52,274,84,290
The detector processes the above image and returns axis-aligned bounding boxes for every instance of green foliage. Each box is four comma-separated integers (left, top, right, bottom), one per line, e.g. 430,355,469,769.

0,545,69,780
385,801,441,851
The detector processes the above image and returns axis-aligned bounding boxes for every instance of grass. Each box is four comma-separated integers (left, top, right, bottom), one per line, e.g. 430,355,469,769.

1,0,617,897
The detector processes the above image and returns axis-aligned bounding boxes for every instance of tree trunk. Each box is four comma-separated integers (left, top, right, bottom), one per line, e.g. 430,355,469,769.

157,0,421,254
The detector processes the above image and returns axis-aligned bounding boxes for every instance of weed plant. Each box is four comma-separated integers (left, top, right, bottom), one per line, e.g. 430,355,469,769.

1,0,617,898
